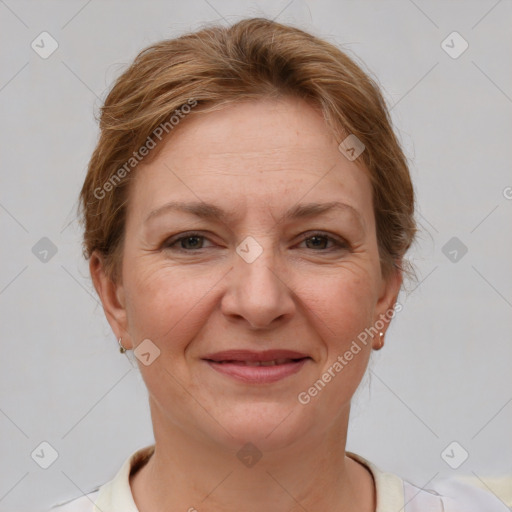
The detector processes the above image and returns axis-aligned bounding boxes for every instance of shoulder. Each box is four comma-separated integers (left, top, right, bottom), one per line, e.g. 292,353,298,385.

403,473,510,511
347,451,510,512
46,489,100,512
47,444,155,512
424,476,510,512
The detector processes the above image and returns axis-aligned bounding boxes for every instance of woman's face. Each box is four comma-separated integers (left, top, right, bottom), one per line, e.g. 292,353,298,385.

95,96,401,450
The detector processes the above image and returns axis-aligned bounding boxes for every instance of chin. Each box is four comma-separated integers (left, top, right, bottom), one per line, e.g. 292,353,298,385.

205,402,313,453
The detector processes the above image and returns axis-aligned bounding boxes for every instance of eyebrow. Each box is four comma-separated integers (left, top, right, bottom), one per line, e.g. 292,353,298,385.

145,200,364,227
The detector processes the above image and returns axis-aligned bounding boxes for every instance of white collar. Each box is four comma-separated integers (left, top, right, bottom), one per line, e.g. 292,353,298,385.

94,445,407,512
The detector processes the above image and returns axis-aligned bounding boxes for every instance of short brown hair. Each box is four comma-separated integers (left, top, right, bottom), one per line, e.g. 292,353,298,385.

79,17,416,282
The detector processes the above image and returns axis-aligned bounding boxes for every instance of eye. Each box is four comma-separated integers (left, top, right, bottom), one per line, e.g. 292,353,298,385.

297,232,349,251
162,231,350,253
163,232,213,251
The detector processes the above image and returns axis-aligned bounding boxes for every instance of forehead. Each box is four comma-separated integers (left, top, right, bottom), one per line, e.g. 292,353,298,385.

128,97,374,226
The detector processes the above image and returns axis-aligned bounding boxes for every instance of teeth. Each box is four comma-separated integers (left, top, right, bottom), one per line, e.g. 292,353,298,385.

253,360,277,366
221,358,295,366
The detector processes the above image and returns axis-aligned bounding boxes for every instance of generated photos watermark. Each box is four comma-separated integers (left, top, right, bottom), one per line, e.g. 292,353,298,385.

297,302,403,405
93,98,198,200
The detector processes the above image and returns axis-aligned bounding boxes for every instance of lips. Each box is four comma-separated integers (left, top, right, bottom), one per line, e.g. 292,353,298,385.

219,359,298,366
202,349,311,384
202,349,310,363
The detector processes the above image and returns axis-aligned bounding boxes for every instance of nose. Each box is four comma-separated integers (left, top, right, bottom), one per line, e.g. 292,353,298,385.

220,243,296,330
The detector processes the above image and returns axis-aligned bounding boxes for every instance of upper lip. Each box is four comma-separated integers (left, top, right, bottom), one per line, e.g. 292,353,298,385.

202,349,310,362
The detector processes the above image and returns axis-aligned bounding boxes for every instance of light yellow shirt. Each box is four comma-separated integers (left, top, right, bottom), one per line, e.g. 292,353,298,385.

49,444,510,511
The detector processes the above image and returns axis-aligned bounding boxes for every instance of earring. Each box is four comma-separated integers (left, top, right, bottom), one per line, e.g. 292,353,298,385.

118,337,127,354
376,332,384,350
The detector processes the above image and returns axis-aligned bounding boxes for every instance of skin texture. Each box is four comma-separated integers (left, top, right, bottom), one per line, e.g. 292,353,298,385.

90,96,402,512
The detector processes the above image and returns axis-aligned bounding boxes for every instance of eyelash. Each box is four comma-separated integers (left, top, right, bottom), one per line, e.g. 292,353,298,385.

162,231,350,253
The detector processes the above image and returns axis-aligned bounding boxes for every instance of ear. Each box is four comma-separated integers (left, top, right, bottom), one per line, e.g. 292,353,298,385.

89,251,132,350
372,263,403,349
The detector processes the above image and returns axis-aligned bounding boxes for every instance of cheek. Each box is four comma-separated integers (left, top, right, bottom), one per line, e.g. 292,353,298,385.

303,264,376,332
124,261,218,348
300,269,375,369
317,281,375,401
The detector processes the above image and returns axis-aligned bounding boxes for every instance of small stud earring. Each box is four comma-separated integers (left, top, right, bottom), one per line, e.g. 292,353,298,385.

118,337,127,354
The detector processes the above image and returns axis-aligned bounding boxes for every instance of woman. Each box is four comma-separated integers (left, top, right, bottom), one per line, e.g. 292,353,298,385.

50,17,507,512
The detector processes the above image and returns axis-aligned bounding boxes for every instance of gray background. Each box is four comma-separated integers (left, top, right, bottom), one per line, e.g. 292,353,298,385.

0,1,511,511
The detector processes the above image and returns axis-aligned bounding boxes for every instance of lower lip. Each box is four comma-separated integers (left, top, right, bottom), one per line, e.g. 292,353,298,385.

204,359,309,384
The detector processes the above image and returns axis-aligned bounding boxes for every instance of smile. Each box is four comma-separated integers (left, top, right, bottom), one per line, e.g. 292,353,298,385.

204,357,310,383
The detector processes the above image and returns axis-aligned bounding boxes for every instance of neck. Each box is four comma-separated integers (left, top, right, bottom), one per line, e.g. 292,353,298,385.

130,399,375,512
